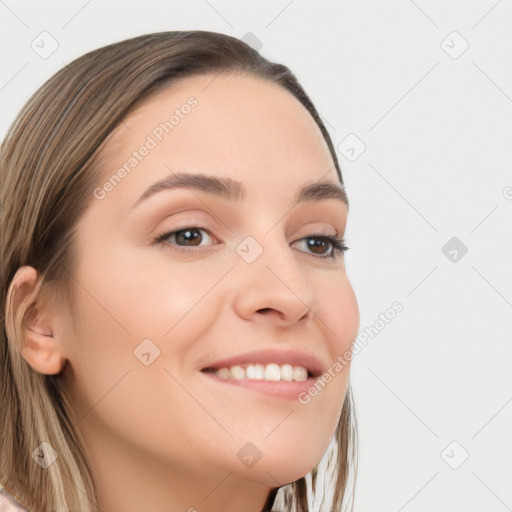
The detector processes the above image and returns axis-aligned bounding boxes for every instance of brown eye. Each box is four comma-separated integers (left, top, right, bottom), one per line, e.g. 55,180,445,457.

153,226,217,251
174,228,204,246
305,238,330,255
295,235,348,259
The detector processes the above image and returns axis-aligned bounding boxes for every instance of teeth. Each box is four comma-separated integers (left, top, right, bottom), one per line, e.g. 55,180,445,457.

280,364,293,381
246,364,264,379
292,366,308,382
213,363,309,382
230,365,245,380
217,367,231,379
264,363,281,381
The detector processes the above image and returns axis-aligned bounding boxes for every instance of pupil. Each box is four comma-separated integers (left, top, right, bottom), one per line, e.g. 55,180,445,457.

309,238,326,254
177,229,201,246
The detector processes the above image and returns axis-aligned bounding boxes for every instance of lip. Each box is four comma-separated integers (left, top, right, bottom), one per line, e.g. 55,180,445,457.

200,348,326,377
201,370,319,400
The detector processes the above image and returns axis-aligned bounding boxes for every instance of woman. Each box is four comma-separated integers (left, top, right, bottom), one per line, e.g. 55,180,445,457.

0,30,359,512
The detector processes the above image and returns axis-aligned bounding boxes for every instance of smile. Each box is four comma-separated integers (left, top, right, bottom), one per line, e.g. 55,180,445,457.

206,363,309,382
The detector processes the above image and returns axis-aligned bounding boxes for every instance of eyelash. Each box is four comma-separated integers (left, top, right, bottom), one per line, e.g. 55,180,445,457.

151,227,349,259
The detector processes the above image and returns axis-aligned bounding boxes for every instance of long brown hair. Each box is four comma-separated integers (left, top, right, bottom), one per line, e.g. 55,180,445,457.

0,30,357,511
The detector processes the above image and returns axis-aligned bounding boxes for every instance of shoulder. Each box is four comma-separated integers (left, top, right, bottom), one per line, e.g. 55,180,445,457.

0,481,29,511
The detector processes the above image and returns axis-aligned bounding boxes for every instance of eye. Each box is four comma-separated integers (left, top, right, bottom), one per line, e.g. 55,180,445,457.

152,227,349,259
152,227,217,253
294,234,349,259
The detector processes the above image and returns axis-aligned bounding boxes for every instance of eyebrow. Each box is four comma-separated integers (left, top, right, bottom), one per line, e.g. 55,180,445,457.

131,172,348,210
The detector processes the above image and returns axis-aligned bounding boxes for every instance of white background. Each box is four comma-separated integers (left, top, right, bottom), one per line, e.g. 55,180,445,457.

1,1,511,511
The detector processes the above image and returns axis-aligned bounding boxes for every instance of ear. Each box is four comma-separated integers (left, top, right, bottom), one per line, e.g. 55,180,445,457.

6,266,67,375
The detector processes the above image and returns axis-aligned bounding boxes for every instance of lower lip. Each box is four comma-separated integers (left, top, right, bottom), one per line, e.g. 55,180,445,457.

200,371,316,400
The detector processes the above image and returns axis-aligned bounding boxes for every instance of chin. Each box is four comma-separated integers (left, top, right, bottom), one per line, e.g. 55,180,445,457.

240,455,323,488
230,436,330,487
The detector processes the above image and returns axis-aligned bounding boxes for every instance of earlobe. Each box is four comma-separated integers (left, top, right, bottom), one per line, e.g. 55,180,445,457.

6,266,67,375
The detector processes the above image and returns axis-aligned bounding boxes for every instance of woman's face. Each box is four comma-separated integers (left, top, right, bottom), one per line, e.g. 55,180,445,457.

61,72,359,506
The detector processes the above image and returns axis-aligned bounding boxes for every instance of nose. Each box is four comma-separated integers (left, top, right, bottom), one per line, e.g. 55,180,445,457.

231,235,316,327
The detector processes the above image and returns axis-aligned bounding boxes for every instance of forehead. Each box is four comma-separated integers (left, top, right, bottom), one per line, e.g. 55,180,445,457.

109,72,333,163
96,73,340,213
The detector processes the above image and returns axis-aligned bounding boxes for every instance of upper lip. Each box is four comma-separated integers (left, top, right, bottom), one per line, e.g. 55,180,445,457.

201,348,327,377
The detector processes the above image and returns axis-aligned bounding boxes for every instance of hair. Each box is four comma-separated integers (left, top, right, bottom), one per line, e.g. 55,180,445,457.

0,30,357,512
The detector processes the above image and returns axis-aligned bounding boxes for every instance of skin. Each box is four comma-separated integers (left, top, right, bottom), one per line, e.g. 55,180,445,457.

14,73,360,512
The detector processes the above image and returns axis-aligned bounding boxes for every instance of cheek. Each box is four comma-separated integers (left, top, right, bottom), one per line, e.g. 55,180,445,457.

64,243,226,417
72,241,224,342
305,274,359,418
316,272,360,354
63,254,230,471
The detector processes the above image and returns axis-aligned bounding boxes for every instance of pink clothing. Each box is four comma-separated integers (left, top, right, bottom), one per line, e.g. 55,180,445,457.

0,482,28,511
